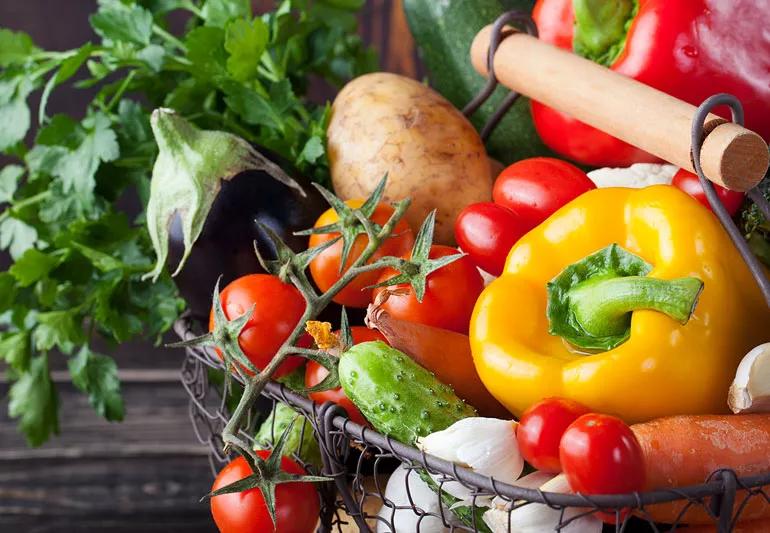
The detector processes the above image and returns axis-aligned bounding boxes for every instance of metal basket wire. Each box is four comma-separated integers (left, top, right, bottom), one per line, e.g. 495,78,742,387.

177,10,770,533
176,317,770,533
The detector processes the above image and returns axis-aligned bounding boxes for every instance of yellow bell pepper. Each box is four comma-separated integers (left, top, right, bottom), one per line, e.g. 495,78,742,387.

470,185,770,423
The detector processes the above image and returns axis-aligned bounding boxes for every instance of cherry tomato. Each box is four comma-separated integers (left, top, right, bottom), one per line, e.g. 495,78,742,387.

672,168,745,216
210,454,319,533
372,245,484,334
493,158,596,230
209,274,305,378
454,202,530,276
305,326,387,426
309,200,414,308
516,398,591,473
560,414,645,496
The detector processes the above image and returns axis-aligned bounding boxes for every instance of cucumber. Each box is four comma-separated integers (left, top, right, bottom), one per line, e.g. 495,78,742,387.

339,341,476,444
403,0,552,164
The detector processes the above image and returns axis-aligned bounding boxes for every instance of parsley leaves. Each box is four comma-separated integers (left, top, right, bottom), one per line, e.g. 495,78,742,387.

0,0,374,445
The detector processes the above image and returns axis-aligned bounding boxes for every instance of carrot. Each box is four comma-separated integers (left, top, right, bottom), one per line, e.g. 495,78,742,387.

365,292,509,418
632,414,770,524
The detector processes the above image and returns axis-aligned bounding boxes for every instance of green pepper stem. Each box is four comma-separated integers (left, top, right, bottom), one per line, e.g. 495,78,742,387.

568,276,704,338
572,0,637,66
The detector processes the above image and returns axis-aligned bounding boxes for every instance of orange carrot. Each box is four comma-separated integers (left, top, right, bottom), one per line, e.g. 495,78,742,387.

632,414,770,524
366,292,509,418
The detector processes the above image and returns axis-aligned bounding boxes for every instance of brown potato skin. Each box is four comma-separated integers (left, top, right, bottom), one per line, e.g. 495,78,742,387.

327,72,492,244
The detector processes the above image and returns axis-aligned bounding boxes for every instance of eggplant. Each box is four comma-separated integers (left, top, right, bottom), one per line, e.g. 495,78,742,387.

146,108,364,326
168,168,327,319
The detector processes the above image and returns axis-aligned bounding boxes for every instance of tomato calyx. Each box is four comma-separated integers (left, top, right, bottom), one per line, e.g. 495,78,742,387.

255,221,340,286
368,210,464,301
205,418,329,527
169,278,259,381
296,177,389,272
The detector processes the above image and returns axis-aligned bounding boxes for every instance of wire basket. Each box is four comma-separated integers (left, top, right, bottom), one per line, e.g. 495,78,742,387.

176,10,770,533
177,317,770,533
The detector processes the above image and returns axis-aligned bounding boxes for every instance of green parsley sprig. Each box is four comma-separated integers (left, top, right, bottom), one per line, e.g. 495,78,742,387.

0,0,375,446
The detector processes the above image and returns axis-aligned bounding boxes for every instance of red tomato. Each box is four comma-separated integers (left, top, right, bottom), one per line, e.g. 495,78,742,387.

209,274,305,378
560,414,646,496
672,168,745,216
309,200,414,308
516,398,591,473
210,454,319,533
493,158,596,230
305,326,386,426
372,245,484,334
454,202,530,276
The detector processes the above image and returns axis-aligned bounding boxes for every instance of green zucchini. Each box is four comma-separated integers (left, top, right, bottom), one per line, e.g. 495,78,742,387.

403,0,551,164
339,341,476,444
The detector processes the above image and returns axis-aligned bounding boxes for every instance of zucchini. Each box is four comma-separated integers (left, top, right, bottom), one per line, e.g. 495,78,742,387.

403,0,551,164
339,341,476,444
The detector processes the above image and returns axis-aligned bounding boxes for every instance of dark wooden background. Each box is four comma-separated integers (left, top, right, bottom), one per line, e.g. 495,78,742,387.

0,2,419,531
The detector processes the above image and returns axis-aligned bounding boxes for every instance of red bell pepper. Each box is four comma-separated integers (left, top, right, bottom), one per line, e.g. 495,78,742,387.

531,0,770,168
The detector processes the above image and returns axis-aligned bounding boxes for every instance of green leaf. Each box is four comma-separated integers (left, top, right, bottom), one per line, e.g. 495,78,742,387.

223,83,284,130
297,136,325,166
0,272,17,311
137,44,166,71
69,346,124,421
8,248,61,287
202,0,251,28
36,114,80,146
185,26,228,78
72,242,126,272
25,145,68,177
0,331,30,372
0,28,38,67
53,112,120,210
117,99,151,144
90,2,154,45
0,79,32,152
8,354,59,447
0,217,38,260
33,308,85,353
0,164,24,203
39,44,95,123
225,18,268,81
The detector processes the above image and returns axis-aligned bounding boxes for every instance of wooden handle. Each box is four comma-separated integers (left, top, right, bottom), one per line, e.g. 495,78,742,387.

471,26,769,192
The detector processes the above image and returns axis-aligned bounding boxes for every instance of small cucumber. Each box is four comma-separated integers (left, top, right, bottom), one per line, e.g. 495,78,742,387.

339,341,476,444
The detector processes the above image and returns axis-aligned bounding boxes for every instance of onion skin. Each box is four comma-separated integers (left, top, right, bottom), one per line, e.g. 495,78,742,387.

366,296,509,418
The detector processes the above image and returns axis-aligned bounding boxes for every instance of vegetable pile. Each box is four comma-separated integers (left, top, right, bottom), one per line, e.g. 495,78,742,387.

4,0,770,532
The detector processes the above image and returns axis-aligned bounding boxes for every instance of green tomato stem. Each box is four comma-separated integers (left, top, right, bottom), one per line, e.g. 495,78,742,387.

567,275,704,339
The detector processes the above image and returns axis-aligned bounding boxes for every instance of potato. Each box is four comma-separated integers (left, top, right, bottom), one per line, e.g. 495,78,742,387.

327,72,492,244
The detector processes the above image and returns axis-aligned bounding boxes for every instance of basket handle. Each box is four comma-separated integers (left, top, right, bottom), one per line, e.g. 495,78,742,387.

469,25,769,192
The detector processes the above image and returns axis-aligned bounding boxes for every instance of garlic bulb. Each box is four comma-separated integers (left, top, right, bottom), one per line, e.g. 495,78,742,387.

587,163,677,189
376,464,452,533
416,417,522,501
484,475,603,533
729,343,770,413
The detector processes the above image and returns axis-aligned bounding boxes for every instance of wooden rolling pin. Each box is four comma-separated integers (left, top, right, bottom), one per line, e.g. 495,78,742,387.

470,26,769,192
